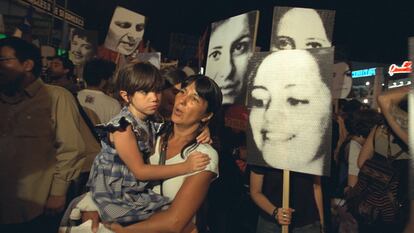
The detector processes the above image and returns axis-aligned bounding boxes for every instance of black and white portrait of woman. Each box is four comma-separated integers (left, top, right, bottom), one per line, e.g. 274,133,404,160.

246,48,333,175
69,28,97,66
205,11,259,105
332,62,353,99
270,7,335,51
104,6,146,55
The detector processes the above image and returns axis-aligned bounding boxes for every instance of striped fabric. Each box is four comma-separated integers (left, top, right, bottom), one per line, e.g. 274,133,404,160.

87,107,170,224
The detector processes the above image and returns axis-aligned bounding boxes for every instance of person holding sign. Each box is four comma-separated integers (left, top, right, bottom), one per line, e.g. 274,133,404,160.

247,49,331,233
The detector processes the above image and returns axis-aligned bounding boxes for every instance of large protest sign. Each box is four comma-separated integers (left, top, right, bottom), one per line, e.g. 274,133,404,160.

69,28,97,66
104,6,145,55
205,11,259,105
270,6,335,51
246,48,333,176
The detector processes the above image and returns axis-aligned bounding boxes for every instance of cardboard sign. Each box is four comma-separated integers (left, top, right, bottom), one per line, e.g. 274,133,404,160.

246,48,333,176
205,11,259,105
270,6,335,51
104,7,145,55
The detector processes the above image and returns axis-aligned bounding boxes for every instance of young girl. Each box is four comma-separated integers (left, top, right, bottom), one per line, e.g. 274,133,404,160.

87,62,210,224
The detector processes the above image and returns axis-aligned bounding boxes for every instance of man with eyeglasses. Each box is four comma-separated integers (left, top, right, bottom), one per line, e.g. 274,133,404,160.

0,37,85,233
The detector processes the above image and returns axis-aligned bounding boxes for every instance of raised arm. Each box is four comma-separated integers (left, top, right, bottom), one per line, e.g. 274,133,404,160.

113,126,210,181
112,171,215,233
357,126,376,168
377,86,409,144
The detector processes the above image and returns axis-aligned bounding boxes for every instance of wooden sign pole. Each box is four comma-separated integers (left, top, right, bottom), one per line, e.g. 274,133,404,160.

282,169,290,233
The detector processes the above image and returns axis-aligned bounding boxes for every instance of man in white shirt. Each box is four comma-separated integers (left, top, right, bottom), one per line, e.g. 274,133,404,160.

77,59,120,123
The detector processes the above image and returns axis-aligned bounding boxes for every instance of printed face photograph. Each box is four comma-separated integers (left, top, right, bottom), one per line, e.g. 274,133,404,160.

332,62,352,99
136,52,161,69
104,6,146,55
205,11,258,105
69,29,97,66
270,7,335,51
247,48,333,175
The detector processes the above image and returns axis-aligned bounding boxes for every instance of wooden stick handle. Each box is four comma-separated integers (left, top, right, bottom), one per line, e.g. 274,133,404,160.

282,170,290,233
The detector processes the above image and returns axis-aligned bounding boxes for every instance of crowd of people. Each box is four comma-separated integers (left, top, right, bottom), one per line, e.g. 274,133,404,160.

0,27,412,233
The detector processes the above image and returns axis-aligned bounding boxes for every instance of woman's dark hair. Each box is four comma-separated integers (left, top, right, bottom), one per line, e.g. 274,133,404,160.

271,7,334,47
116,62,164,101
162,75,223,158
211,11,256,38
345,109,384,138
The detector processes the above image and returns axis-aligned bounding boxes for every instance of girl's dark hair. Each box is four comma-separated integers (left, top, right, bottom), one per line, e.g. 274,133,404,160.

116,62,164,101
162,75,223,158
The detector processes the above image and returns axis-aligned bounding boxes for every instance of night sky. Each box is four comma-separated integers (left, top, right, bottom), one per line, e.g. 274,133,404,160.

67,0,414,64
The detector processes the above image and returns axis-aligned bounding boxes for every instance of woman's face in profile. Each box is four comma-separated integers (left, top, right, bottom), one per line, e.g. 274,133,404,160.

206,13,253,105
70,35,94,65
249,50,330,170
107,7,145,55
332,62,352,99
272,8,331,51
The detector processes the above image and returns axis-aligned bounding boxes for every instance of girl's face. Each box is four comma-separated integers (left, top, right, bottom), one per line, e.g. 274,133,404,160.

107,7,145,55
206,13,253,105
171,82,211,127
249,50,330,172
272,8,331,51
125,90,161,120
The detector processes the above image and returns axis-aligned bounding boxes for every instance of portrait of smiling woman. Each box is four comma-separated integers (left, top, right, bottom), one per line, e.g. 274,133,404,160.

246,48,333,176
205,11,259,105
270,7,335,51
104,6,146,55
69,28,97,66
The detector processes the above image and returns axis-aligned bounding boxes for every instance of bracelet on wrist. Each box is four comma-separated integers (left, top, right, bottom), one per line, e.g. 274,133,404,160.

271,207,278,218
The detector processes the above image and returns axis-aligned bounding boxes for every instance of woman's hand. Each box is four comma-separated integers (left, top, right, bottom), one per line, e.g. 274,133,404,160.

196,126,212,144
185,151,211,172
275,207,295,225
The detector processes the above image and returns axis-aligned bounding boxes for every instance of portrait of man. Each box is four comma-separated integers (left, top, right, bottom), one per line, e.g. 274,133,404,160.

104,6,146,55
270,7,335,51
205,11,259,105
69,28,97,66
246,48,333,176
332,62,353,99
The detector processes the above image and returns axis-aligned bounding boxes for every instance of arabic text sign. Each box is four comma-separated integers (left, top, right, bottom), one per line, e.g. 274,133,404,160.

388,61,412,76
21,0,84,28
352,68,376,78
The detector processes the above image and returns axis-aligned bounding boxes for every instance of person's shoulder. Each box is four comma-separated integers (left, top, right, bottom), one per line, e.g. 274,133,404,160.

44,83,76,101
195,143,218,160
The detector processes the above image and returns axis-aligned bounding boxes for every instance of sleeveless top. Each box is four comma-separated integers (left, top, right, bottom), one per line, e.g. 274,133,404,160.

87,107,170,224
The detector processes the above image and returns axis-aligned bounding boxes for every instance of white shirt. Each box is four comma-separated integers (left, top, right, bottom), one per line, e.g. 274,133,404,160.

77,89,121,123
348,139,362,176
149,137,219,200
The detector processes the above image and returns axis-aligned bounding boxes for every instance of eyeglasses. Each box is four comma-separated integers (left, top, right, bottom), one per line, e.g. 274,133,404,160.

0,57,18,62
